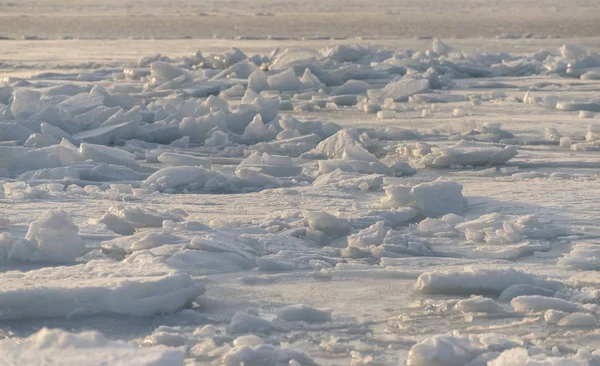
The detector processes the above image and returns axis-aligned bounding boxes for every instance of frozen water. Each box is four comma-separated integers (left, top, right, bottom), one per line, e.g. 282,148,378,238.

2,29,600,365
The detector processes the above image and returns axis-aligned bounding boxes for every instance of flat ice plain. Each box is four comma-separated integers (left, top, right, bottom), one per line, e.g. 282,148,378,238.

3,0,600,365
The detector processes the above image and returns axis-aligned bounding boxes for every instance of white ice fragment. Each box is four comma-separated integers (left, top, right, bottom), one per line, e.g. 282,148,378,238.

455,296,503,313
233,335,264,348
158,152,211,168
415,268,563,296
412,180,464,217
226,311,272,334
511,296,579,313
0,328,184,366
221,343,316,366
25,209,86,262
401,140,518,168
367,78,429,102
276,304,332,323
267,68,302,91
347,221,389,248
23,133,60,148
544,309,568,325
578,110,596,119
248,70,269,93
303,211,349,235
557,313,596,327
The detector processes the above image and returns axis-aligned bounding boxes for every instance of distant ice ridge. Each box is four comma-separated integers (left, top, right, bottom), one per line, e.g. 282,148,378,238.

1,40,597,190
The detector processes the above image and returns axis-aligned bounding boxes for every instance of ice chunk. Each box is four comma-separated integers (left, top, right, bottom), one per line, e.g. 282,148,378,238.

558,243,600,270
79,143,142,171
238,152,302,177
10,89,47,118
511,296,579,313
401,140,518,168
227,311,272,334
221,343,316,366
0,261,204,320
248,70,269,93
412,180,464,217
455,296,503,313
415,268,563,295
557,313,596,327
407,333,519,366
23,209,86,262
303,211,349,235
0,122,35,143
143,166,235,193
367,78,429,102
0,328,184,366
302,129,360,159
499,284,555,302
276,304,332,323
348,221,389,248
23,133,60,147
150,61,188,81
267,68,302,91
158,152,211,168
73,121,140,145
332,80,370,95
58,93,104,118
489,347,597,366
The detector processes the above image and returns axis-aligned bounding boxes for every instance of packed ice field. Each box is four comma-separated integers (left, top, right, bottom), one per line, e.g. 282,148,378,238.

4,35,600,366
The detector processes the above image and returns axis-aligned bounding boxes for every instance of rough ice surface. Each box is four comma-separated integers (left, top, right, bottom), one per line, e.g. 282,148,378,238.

2,27,600,365
0,328,184,366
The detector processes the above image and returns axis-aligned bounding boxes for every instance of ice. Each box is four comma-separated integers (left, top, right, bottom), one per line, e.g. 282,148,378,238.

238,152,302,177
557,313,596,327
558,243,600,270
455,296,504,313
72,121,140,145
406,333,519,366
400,140,518,168
248,70,269,92
498,284,555,302
545,309,568,325
158,152,211,168
226,311,272,334
0,122,34,143
19,209,86,262
0,328,184,366
276,304,332,323
58,93,105,118
303,211,349,235
6,34,600,365
415,268,564,295
367,78,430,102
79,143,143,171
0,261,204,320
221,343,316,366
302,128,360,159
380,180,464,217
10,89,48,119
412,180,465,217
267,68,302,91
491,348,600,365
511,296,579,313
150,61,189,82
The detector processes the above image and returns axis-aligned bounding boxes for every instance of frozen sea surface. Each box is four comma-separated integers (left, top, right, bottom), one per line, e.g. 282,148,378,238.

2,31,600,365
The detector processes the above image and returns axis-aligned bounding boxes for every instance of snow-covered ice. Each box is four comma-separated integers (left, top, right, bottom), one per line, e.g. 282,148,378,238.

2,24,600,365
